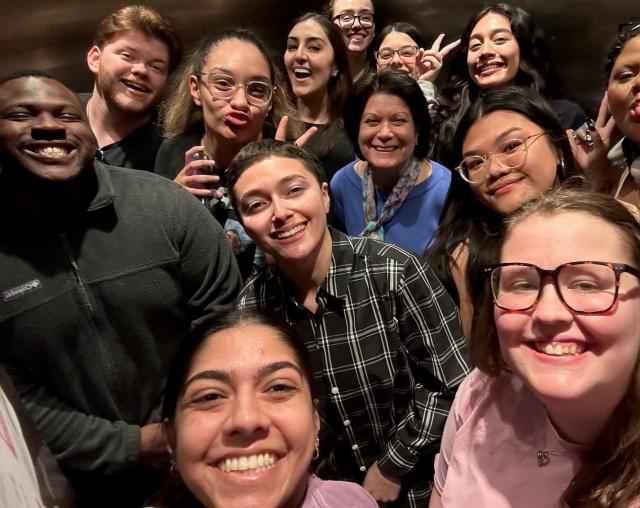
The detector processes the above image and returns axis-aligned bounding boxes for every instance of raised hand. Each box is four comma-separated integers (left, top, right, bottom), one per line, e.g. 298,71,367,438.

416,34,461,82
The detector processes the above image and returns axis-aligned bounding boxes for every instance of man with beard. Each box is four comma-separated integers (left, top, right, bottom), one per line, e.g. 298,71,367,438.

83,5,181,170
0,71,242,507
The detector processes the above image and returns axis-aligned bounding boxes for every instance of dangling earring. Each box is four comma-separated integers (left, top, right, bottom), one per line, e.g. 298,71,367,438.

170,459,179,478
313,436,320,460
558,155,566,175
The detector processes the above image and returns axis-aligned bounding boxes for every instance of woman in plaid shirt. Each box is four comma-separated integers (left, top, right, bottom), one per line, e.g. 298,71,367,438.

228,139,470,507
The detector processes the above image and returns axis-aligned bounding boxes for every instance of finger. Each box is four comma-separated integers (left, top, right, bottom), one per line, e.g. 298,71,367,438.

183,145,205,166
430,33,445,52
566,129,580,155
275,115,289,142
182,159,217,176
189,174,220,185
295,126,318,147
595,93,610,128
440,38,462,57
185,187,213,198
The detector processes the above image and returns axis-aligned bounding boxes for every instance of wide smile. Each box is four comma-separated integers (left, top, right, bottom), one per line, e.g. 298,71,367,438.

23,142,76,164
488,175,523,195
121,79,152,96
272,223,307,241
475,61,506,77
371,145,400,152
530,341,587,357
217,452,278,473
292,67,313,81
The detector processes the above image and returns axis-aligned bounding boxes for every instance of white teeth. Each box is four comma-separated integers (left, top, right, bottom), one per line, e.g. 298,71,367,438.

275,224,306,239
124,80,147,92
294,69,312,78
218,453,277,472
373,146,397,152
37,146,69,157
534,342,585,356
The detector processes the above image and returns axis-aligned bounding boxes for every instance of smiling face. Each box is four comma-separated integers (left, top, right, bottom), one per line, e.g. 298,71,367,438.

0,77,96,182
173,323,319,508
285,19,337,102
233,156,331,268
189,39,272,148
331,0,375,54
358,93,418,183
87,29,170,117
376,31,419,77
607,34,640,145
461,110,559,215
467,13,520,89
496,211,640,420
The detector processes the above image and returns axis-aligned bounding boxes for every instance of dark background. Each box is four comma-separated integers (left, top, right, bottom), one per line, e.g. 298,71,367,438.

1,0,637,116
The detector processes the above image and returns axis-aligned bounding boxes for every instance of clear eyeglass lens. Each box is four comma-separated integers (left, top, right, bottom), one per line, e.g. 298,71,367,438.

377,46,418,61
459,138,527,182
491,263,617,312
338,13,374,28
204,74,271,105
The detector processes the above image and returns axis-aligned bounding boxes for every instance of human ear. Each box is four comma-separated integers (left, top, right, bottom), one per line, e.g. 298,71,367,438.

86,46,102,75
321,182,331,214
189,75,202,107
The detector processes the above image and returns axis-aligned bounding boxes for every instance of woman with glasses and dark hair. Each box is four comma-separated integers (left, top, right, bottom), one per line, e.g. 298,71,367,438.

330,69,451,255
432,3,586,167
373,22,459,108
427,86,581,337
430,184,640,507
154,29,311,277
284,13,355,180
327,0,375,82
571,21,640,207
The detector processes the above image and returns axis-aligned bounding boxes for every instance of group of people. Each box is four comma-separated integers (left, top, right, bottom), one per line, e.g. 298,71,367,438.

1,1,640,508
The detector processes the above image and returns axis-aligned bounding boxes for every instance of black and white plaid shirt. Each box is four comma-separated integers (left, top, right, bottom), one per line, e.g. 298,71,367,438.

239,229,470,506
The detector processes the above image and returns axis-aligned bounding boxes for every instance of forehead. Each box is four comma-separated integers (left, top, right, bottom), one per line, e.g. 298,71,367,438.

613,35,640,67
237,156,319,190
502,212,632,265
103,29,169,56
0,77,82,111
364,92,410,113
380,31,416,48
289,19,329,41
332,0,374,14
471,12,512,36
463,110,540,145
189,323,300,375
205,39,271,79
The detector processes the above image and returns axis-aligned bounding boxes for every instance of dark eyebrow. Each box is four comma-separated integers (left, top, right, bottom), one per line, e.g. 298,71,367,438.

470,28,513,40
207,67,271,83
183,360,303,390
239,174,308,202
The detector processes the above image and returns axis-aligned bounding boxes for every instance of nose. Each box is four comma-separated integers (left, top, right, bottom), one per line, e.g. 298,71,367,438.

390,51,403,68
130,60,149,76
485,154,512,178
271,197,293,224
31,114,66,141
532,280,573,325
229,85,250,110
478,40,495,57
376,121,394,141
294,46,307,62
226,390,269,437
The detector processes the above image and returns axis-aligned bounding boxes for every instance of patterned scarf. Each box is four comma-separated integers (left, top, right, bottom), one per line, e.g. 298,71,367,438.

359,156,422,240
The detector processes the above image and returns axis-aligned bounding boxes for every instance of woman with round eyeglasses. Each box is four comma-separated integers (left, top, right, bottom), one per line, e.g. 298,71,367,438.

327,0,375,82
429,184,640,507
284,13,355,181
155,29,311,278
427,86,581,338
373,22,460,108
432,3,586,167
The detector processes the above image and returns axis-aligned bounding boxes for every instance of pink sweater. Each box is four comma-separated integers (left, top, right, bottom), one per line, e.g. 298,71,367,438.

433,369,583,507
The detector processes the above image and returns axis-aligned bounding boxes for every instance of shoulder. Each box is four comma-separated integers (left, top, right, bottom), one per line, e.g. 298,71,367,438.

239,269,278,305
303,476,377,507
330,160,358,186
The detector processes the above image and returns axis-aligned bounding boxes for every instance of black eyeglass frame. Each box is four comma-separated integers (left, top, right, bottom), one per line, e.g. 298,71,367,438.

375,45,419,62
332,12,375,29
194,73,275,106
484,261,640,314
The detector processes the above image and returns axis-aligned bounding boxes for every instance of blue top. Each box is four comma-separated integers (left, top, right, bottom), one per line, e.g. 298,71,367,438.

330,160,451,255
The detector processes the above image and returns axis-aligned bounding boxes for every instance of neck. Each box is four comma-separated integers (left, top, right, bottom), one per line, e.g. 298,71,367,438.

370,157,418,191
279,228,333,308
348,51,367,81
86,85,151,148
297,92,331,124
544,396,618,445
202,131,246,169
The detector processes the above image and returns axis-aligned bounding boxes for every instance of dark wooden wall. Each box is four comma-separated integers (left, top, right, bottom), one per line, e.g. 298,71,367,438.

1,0,637,115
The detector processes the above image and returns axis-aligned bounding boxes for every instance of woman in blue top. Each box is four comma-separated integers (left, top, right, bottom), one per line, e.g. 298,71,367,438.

330,69,451,255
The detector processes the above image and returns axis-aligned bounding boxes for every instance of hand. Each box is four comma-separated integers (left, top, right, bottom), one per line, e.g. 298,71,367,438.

416,34,461,82
275,115,318,147
362,461,402,504
174,145,222,198
140,423,170,468
566,94,619,192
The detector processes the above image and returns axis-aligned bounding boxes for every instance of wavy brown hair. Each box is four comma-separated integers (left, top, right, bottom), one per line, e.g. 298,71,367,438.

472,183,640,507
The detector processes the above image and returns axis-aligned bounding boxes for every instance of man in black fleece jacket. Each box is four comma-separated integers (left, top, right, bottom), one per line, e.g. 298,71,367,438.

0,71,242,507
